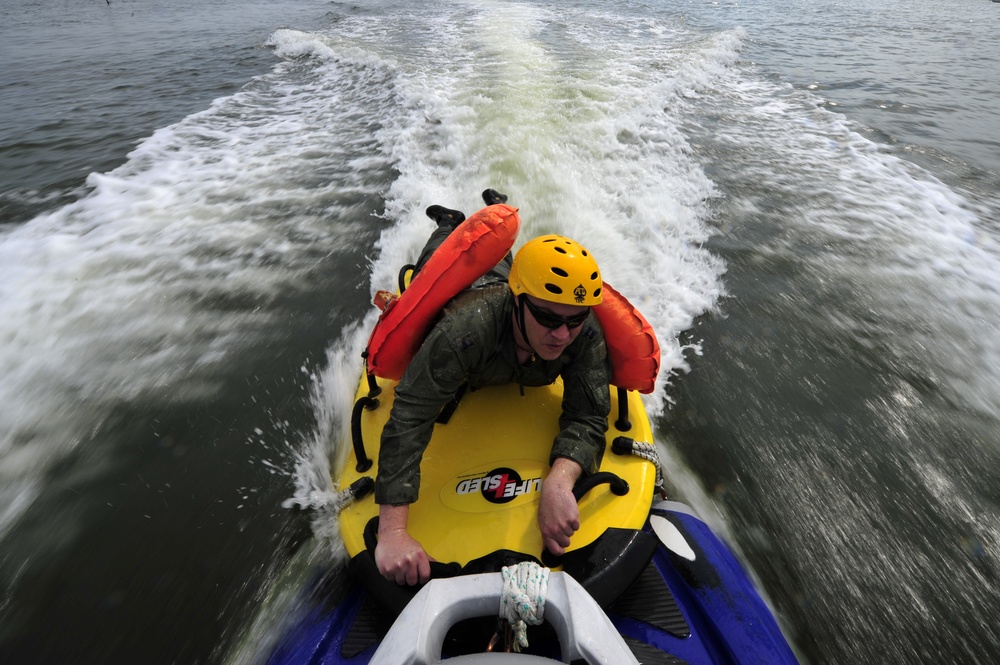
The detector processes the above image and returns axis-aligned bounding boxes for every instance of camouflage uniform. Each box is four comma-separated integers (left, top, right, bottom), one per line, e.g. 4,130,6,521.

374,285,611,505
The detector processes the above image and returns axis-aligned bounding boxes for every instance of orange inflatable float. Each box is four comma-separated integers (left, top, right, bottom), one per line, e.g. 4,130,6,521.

364,204,660,393
365,204,521,380
593,284,660,394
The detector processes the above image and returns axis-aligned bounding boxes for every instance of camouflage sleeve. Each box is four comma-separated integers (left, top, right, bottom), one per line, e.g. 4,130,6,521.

374,324,474,505
550,318,611,475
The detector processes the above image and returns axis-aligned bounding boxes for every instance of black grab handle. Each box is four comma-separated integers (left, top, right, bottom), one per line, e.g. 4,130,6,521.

351,395,380,472
614,386,632,431
572,471,630,502
397,264,416,294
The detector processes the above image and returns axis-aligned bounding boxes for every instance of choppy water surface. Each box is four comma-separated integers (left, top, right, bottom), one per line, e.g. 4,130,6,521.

1,0,998,663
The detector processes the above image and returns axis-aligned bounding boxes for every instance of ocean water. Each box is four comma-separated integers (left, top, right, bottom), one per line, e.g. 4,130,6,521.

1,0,998,663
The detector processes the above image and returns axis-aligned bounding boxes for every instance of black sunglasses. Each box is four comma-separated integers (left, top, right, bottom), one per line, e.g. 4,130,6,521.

522,297,590,330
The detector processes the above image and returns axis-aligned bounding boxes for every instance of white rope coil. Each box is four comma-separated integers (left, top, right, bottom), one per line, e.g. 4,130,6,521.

630,440,665,495
499,562,549,651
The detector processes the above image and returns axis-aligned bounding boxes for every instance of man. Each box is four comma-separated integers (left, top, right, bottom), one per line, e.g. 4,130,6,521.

374,192,611,586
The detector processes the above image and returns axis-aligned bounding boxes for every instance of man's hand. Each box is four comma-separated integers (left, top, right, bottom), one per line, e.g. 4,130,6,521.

538,457,583,556
375,504,433,586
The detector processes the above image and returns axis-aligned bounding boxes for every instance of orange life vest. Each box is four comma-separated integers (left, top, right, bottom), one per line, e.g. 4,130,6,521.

365,204,660,393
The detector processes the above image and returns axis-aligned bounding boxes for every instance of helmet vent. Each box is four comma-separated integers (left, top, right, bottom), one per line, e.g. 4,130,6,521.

508,234,602,306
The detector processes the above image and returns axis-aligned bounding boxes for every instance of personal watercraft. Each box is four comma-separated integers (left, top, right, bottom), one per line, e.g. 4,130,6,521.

265,202,798,664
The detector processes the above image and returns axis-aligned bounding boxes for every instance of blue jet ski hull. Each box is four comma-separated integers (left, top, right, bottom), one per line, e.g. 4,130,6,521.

265,500,798,665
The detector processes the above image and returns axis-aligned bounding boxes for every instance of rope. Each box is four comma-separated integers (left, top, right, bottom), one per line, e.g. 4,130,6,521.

630,440,666,498
499,562,549,651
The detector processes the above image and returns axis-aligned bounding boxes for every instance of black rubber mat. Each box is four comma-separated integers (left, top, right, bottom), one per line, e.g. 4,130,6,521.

622,635,692,665
340,594,393,659
608,560,691,638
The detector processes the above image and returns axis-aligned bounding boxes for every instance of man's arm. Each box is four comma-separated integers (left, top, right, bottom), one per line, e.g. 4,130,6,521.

551,321,611,474
376,325,471,505
542,320,612,555
373,310,482,584
538,456,583,555
375,503,433,585
373,332,461,585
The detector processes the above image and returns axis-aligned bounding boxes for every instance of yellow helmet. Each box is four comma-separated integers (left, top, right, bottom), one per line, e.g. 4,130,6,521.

508,235,603,306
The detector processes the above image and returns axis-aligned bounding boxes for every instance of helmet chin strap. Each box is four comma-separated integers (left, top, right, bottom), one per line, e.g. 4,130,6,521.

512,295,539,360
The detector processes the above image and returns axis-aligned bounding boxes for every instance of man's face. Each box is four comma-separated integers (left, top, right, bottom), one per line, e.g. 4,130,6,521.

518,295,590,361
